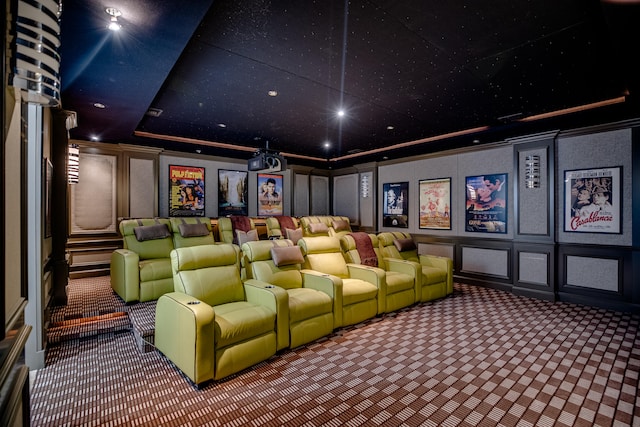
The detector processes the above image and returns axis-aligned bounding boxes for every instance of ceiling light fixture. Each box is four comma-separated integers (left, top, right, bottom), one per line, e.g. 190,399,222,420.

93,102,106,109
105,7,122,31
337,110,345,118
268,90,278,97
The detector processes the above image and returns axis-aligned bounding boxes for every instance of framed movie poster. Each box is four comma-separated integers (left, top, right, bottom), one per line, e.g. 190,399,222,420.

383,182,408,227
419,178,451,230
169,165,205,217
465,173,507,233
564,166,621,234
218,169,248,216
258,173,283,216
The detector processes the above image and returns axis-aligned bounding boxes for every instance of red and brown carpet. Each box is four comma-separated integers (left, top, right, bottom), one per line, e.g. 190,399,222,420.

31,277,639,426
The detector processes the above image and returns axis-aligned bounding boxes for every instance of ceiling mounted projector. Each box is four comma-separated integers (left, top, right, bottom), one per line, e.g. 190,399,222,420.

248,151,287,173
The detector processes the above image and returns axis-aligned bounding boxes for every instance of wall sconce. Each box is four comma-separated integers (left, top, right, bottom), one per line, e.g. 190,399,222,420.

11,0,62,106
68,144,80,184
361,174,370,198
524,155,540,189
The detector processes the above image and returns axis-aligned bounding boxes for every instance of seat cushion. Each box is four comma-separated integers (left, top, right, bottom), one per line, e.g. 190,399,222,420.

385,271,415,294
422,266,447,284
138,258,173,282
214,301,276,348
342,278,378,306
287,288,333,323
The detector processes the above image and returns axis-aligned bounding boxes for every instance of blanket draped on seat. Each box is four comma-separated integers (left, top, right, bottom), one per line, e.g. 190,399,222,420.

350,232,378,267
230,215,252,244
276,216,296,232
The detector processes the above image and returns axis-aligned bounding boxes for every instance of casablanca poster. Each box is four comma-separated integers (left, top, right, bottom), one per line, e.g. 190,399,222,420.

383,182,408,228
218,169,248,216
564,166,621,234
169,165,205,217
465,173,507,233
419,178,451,230
257,173,283,216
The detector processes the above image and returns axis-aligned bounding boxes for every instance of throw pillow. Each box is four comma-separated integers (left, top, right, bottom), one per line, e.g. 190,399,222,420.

178,222,210,238
393,237,416,252
332,219,350,232
133,224,171,242
236,229,259,246
285,227,303,244
271,246,305,267
308,222,329,234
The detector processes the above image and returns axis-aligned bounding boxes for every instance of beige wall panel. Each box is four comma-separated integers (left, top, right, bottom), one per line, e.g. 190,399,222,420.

71,153,117,234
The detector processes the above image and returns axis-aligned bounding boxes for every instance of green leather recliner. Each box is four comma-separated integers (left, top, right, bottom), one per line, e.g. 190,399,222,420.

110,217,214,303
378,231,453,302
155,244,281,385
242,239,336,350
341,233,419,313
217,216,257,244
298,236,381,328
265,216,300,240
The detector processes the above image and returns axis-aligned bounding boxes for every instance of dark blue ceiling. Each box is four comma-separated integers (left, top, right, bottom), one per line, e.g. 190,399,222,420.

59,0,640,168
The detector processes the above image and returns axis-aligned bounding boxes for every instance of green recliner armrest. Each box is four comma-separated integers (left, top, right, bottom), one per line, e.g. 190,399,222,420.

420,255,453,294
243,281,289,351
345,263,386,315
300,270,343,329
110,249,140,303
155,292,215,385
385,257,422,300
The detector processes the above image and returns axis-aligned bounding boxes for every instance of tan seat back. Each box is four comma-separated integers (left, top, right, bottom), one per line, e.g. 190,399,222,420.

298,236,349,278
170,217,214,248
170,244,243,307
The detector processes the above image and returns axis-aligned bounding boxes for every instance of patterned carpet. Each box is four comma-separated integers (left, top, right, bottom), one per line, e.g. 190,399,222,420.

31,278,640,427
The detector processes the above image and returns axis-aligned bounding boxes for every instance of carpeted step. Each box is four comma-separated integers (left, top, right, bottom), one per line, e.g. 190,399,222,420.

47,312,131,344
47,276,129,344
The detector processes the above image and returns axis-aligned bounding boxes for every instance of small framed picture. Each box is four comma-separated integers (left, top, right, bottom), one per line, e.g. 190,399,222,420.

564,166,621,234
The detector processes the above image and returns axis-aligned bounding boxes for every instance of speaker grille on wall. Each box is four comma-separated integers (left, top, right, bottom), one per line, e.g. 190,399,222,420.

11,0,62,106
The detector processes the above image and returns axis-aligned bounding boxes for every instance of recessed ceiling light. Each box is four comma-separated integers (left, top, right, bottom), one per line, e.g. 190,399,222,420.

105,8,122,31
90,135,99,141
323,141,331,149
145,107,163,117
218,123,227,128
386,125,394,130
337,110,345,118
268,90,278,97
93,102,106,109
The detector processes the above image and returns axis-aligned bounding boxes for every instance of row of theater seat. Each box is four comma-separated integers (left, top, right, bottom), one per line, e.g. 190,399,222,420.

153,230,452,385
110,216,353,303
